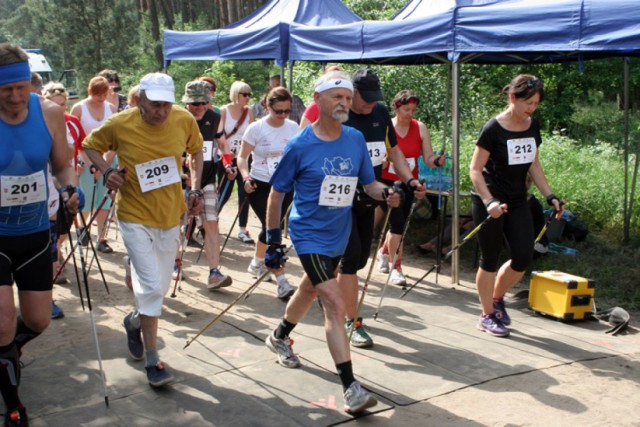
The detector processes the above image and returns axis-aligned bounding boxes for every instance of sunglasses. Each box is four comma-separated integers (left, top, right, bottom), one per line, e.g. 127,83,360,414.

395,95,419,108
272,108,291,115
207,85,217,92
188,102,208,106
107,77,120,84
47,88,66,95
526,79,543,89
239,92,251,97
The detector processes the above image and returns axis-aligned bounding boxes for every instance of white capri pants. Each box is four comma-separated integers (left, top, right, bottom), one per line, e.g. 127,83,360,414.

119,220,180,317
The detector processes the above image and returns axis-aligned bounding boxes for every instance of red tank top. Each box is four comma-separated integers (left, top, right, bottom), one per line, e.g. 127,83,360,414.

382,119,421,181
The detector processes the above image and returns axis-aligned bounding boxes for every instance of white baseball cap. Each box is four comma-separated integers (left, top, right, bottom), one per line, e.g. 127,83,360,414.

139,72,175,103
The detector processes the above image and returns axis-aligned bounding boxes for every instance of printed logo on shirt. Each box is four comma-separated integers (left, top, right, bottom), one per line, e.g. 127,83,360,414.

322,157,354,176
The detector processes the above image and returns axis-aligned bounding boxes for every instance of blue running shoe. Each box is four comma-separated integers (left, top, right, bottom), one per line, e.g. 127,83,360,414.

51,301,64,319
477,312,510,337
145,361,175,387
493,297,511,325
123,312,144,361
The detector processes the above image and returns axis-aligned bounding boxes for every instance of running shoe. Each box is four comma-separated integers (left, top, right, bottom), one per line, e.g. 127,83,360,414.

51,301,64,319
247,261,272,282
97,240,113,254
123,312,144,360
187,237,203,248
171,261,182,281
4,406,28,427
343,381,377,414
145,361,175,388
493,297,511,325
77,227,89,246
276,277,296,301
376,249,390,273
237,229,255,244
54,274,68,285
477,312,510,337
265,332,301,368
389,269,407,286
207,268,232,290
123,255,132,290
346,318,373,348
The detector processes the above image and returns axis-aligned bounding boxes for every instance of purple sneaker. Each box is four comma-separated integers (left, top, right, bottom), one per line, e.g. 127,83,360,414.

477,312,510,337
493,297,511,325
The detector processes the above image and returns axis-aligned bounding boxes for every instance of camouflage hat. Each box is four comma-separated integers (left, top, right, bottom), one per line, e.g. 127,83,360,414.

181,80,211,104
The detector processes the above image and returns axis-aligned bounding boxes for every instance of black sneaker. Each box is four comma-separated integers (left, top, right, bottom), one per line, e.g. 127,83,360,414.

77,227,90,246
97,240,114,254
145,361,175,387
187,237,203,248
4,406,28,427
123,312,144,361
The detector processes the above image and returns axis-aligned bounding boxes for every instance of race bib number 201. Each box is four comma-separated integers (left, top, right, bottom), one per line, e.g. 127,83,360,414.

0,171,47,207
135,156,181,193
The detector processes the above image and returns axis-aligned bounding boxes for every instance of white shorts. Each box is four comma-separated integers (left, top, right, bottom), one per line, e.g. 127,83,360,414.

202,183,219,222
119,220,180,317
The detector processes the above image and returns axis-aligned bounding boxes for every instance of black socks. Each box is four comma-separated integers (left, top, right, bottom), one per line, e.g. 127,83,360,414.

0,343,21,410
274,318,296,340
336,361,355,391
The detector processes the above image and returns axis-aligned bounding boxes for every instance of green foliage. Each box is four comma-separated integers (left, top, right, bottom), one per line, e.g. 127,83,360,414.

344,0,411,20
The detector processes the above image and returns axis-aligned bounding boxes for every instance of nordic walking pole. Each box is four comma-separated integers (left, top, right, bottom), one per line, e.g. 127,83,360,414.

77,214,110,295
373,194,419,321
87,200,115,273
52,194,111,286
184,256,284,349
170,213,192,298
402,213,495,299
350,205,392,337
66,231,85,311
534,203,564,246
71,188,109,407
219,197,249,257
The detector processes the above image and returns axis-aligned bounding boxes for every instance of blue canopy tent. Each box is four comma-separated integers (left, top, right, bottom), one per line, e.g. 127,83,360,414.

288,0,640,280
163,0,362,65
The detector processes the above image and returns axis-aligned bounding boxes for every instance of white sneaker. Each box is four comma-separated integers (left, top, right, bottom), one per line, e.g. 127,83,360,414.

343,381,377,414
237,229,255,244
247,261,272,282
534,242,549,254
276,277,296,300
389,269,407,286
376,249,390,273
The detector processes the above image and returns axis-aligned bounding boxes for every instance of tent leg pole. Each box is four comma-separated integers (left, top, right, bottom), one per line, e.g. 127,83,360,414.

451,61,460,285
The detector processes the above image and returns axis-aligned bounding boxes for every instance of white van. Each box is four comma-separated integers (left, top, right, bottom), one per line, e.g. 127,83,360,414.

26,49,78,104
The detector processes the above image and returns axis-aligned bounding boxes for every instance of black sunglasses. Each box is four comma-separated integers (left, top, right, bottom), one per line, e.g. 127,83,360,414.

188,102,208,106
272,108,291,115
239,92,251,97
47,88,66,95
207,85,217,92
107,77,120,84
526,79,543,89
395,95,419,108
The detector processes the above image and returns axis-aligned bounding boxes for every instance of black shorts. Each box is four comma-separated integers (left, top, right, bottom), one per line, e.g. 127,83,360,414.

339,203,375,274
298,253,342,286
0,230,53,291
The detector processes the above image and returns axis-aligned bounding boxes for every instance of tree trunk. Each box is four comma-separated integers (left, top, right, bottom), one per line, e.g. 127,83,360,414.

226,0,236,25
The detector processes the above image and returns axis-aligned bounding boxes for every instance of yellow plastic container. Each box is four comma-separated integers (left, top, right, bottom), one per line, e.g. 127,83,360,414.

529,271,595,320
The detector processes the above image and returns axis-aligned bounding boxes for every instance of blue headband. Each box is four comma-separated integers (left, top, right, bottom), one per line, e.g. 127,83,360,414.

0,62,32,86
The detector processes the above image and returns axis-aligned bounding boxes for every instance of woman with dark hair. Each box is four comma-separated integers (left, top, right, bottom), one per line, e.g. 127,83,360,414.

377,90,444,286
97,69,127,112
237,86,299,300
470,74,564,338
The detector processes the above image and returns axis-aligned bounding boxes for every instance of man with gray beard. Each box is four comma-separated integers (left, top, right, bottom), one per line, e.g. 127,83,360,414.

262,71,400,414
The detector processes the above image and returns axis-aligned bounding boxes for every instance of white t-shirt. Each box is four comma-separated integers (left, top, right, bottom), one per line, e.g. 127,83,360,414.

243,117,300,183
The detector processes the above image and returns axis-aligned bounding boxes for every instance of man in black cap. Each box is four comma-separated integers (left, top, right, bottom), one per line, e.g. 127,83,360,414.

338,68,426,348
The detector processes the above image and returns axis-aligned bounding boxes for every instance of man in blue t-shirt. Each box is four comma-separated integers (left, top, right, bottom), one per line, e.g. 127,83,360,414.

263,71,399,414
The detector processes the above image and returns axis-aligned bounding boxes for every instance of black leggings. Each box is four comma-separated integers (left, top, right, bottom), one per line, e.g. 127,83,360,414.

217,159,250,228
472,195,534,273
380,180,415,234
247,179,292,244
